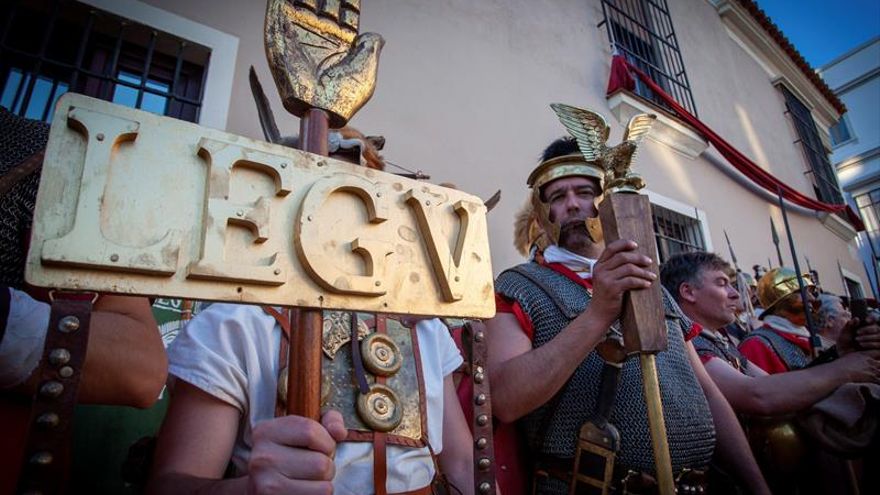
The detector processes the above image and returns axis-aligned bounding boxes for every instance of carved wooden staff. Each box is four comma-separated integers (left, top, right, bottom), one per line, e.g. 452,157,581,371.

598,191,674,495
264,0,384,418
551,104,673,494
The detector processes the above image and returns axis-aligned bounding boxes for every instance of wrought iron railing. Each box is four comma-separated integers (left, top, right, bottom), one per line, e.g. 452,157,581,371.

1,0,210,123
600,0,698,117
652,204,706,264
779,85,845,206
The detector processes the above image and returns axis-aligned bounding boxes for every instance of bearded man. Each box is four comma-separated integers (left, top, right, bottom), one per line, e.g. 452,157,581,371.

485,136,769,495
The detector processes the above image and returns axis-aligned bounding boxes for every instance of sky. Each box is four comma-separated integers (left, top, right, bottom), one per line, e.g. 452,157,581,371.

755,0,880,68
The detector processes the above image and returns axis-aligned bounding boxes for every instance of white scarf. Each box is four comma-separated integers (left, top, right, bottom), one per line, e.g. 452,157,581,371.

542,245,597,280
762,314,811,338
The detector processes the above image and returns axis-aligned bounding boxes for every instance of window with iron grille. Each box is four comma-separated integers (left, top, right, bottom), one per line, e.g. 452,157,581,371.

829,115,855,147
651,203,705,264
844,276,865,299
779,85,845,205
855,188,880,256
600,0,698,117
0,0,210,124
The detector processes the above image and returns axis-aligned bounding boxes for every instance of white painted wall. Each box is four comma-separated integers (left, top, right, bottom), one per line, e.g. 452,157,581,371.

120,0,866,294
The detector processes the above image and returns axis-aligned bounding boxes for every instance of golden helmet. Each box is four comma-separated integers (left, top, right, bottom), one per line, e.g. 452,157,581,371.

526,153,605,246
757,267,813,314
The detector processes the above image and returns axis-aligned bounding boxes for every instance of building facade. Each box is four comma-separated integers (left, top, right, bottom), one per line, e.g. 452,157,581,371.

1,0,867,295
819,37,880,299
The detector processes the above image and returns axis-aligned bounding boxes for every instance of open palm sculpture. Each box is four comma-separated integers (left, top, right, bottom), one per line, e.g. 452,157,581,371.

265,0,384,128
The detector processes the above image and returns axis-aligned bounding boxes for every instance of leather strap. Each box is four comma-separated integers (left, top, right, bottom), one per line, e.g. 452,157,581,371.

373,431,388,495
17,296,94,495
263,306,291,418
594,362,622,427
465,321,496,495
0,150,43,198
372,314,389,495
351,312,370,394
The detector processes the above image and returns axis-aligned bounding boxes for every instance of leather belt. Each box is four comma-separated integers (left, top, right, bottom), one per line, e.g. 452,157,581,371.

17,294,95,495
535,455,708,494
465,321,496,495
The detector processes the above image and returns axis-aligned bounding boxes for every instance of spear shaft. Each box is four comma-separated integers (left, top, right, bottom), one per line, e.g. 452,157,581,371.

777,188,820,358
770,218,784,267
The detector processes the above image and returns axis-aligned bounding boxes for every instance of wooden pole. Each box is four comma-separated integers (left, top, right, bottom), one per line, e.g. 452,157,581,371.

287,108,330,419
598,193,674,494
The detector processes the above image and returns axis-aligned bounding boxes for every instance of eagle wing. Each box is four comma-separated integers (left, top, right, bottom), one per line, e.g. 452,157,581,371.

621,113,656,166
550,103,610,162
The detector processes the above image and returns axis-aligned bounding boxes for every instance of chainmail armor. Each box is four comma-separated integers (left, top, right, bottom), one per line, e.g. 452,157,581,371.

0,107,49,288
692,331,749,373
495,262,715,477
740,326,810,371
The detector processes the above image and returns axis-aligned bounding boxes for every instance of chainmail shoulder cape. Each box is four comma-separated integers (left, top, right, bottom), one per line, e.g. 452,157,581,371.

740,326,810,371
0,107,49,288
692,330,750,373
494,261,716,475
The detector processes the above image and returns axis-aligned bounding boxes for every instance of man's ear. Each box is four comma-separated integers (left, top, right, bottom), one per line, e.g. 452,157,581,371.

679,282,697,304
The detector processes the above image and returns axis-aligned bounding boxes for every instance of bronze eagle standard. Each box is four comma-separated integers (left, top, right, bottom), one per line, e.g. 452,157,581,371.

550,103,656,192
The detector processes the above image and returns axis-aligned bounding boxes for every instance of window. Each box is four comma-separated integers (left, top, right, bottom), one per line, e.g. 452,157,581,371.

600,0,698,116
652,203,706,264
829,115,854,147
0,0,210,123
844,276,865,299
779,85,845,205
855,188,880,255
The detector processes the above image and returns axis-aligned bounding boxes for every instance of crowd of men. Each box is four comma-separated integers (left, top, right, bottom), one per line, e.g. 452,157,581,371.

2,104,880,495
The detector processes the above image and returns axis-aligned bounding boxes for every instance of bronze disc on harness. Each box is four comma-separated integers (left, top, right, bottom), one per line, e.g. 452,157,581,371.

357,383,403,432
361,333,403,376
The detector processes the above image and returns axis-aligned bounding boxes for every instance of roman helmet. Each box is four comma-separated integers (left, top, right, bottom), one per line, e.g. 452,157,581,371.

525,152,606,246
757,267,814,317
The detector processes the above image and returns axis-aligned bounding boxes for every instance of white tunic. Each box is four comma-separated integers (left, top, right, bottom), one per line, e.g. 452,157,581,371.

167,303,462,494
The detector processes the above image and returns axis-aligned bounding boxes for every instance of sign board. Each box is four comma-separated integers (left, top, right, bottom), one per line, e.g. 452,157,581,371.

26,94,495,318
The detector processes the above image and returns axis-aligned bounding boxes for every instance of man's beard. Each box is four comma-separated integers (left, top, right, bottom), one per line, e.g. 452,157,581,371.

558,220,593,253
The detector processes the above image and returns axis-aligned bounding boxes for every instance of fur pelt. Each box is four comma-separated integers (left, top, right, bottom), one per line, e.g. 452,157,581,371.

514,199,549,256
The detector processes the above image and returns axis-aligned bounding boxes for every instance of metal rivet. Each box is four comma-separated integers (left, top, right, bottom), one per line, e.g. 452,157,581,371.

478,457,491,471
474,331,484,342
317,160,326,167
36,413,60,429
307,215,313,221
475,437,488,449
236,210,244,217
475,366,484,374
425,200,431,206
376,191,382,197
280,162,287,168
40,381,64,398
375,280,381,286
476,414,489,426
59,316,80,333
474,372,484,384
30,451,53,466
479,482,492,494
59,366,74,378
96,133,104,141
48,348,70,366
475,393,486,405
110,253,119,262
274,268,281,275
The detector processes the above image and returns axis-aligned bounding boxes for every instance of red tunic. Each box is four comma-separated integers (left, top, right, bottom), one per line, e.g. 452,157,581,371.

738,327,811,374
489,261,699,494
